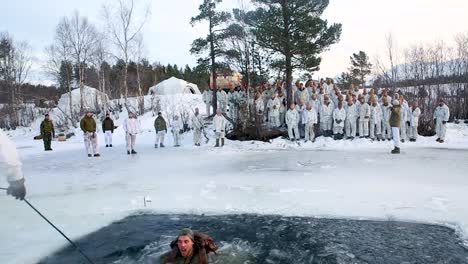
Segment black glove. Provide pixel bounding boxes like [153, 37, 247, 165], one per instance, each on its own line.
[443, 121, 447, 124]
[7, 179, 26, 200]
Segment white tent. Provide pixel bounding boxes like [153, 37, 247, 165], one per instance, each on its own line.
[148, 77, 201, 96]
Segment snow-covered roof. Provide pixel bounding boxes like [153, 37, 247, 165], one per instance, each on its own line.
[148, 77, 201, 96]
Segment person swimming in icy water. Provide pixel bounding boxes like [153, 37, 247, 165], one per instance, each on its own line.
[159, 228, 218, 264]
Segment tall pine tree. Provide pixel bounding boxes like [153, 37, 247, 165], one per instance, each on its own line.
[251, 0, 341, 106]
[190, 0, 231, 113]
[349, 51, 372, 86]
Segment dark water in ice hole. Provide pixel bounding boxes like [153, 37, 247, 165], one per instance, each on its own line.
[39, 214, 468, 264]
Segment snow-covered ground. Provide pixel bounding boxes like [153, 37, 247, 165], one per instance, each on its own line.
[1, 113, 468, 263]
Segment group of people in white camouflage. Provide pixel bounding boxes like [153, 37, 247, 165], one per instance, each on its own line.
[202, 79, 451, 148]
[31, 79, 451, 158]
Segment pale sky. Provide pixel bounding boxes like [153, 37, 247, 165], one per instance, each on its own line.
[2, 0, 468, 84]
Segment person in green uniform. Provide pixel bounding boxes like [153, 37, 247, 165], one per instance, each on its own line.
[40, 114, 55, 151]
[389, 99, 402, 154]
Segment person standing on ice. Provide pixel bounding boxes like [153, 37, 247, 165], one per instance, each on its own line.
[398, 95, 410, 143]
[154, 112, 167, 148]
[216, 88, 228, 113]
[286, 104, 300, 141]
[433, 99, 450, 143]
[191, 108, 204, 147]
[171, 115, 183, 147]
[358, 96, 370, 138]
[345, 99, 357, 140]
[0, 130, 26, 200]
[389, 100, 402, 154]
[80, 112, 100, 157]
[277, 90, 287, 127]
[409, 101, 421, 142]
[370, 98, 383, 141]
[302, 102, 318, 142]
[319, 96, 334, 137]
[102, 112, 114, 148]
[123, 112, 141, 155]
[202, 88, 213, 116]
[267, 93, 281, 128]
[40, 113, 55, 151]
[254, 92, 264, 123]
[333, 101, 346, 140]
[381, 98, 392, 141]
[213, 109, 227, 147]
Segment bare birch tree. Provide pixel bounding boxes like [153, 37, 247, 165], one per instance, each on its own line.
[102, 0, 150, 107]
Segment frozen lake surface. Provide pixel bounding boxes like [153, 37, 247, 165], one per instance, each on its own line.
[2, 135, 468, 263]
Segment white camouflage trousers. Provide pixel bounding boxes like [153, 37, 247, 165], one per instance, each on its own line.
[400, 122, 408, 141]
[194, 129, 202, 145]
[304, 123, 315, 141]
[288, 125, 300, 140]
[369, 120, 382, 139]
[126, 133, 136, 151]
[155, 131, 165, 145]
[359, 120, 369, 137]
[409, 125, 418, 140]
[436, 121, 447, 140]
[84, 132, 99, 155]
[345, 119, 357, 138]
[104, 131, 113, 145]
[173, 131, 181, 146]
[320, 119, 332, 132]
[269, 115, 280, 128]
[392, 127, 400, 148]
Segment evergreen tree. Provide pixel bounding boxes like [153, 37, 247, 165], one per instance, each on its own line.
[250, 0, 342, 106]
[349, 51, 372, 86]
[190, 0, 231, 112]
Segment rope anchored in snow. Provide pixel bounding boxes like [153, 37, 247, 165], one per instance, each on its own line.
[1, 187, 96, 264]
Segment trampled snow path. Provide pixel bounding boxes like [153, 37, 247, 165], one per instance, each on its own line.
[2, 122, 468, 263]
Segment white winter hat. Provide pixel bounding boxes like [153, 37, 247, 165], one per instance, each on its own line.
[393, 100, 400, 106]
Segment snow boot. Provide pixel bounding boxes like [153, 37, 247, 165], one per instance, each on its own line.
[401, 139, 405, 143]
[221, 138, 225, 147]
[154, 144, 158, 148]
[110, 144, 113, 147]
[436, 138, 441, 142]
[106, 145, 109, 148]
[94, 154, 100, 157]
[88, 154, 92, 157]
[131, 150, 137, 154]
[391, 147, 400, 154]
[160, 143, 165, 148]
[215, 139, 220, 147]
[127, 151, 131, 155]
[439, 140, 445, 143]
